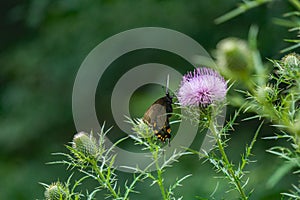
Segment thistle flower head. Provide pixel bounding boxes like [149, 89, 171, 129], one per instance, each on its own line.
[256, 84, 276, 104]
[132, 118, 154, 139]
[177, 67, 227, 107]
[72, 132, 98, 158]
[277, 53, 300, 82]
[44, 182, 69, 200]
[215, 37, 253, 82]
[282, 53, 300, 68]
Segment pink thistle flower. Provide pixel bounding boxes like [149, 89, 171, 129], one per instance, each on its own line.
[177, 67, 227, 107]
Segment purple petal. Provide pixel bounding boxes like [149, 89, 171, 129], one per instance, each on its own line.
[178, 67, 227, 106]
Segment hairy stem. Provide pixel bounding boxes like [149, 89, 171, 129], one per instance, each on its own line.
[156, 164, 167, 199]
[90, 159, 119, 199]
[149, 140, 168, 200]
[211, 123, 248, 200]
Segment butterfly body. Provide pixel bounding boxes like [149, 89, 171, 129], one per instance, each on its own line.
[143, 92, 173, 142]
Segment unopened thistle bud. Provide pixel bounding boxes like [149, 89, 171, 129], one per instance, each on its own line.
[44, 182, 68, 200]
[256, 85, 275, 104]
[73, 132, 98, 158]
[277, 53, 300, 83]
[282, 53, 300, 68]
[215, 37, 253, 81]
[133, 118, 154, 139]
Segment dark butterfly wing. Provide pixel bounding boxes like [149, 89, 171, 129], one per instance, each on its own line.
[143, 94, 173, 142]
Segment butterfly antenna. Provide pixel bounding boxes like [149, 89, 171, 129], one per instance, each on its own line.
[166, 74, 169, 95]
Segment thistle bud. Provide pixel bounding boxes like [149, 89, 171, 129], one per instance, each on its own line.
[277, 53, 300, 82]
[256, 85, 275, 104]
[72, 132, 98, 158]
[282, 53, 300, 68]
[215, 37, 253, 81]
[132, 118, 154, 139]
[44, 182, 68, 200]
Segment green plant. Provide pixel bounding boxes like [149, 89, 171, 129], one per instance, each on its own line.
[214, 1, 300, 198]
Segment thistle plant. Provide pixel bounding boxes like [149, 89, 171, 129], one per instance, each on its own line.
[41, 125, 128, 199]
[126, 117, 192, 200]
[245, 53, 300, 199]
[214, 30, 300, 199]
[214, 0, 300, 197]
[41, 49, 299, 200]
[176, 67, 261, 200]
[41, 2, 300, 198]
[41, 66, 262, 199]
[41, 118, 193, 200]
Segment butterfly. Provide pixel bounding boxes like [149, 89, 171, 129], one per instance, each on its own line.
[143, 76, 173, 143]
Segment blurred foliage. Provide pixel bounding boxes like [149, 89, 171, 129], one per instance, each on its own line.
[0, 0, 297, 199]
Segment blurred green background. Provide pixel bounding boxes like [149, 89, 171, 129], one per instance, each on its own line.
[0, 0, 297, 199]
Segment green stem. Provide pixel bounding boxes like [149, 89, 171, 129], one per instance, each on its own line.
[150, 142, 168, 200]
[91, 159, 119, 199]
[156, 165, 167, 200]
[211, 123, 248, 200]
[123, 172, 145, 199]
[214, 0, 272, 24]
